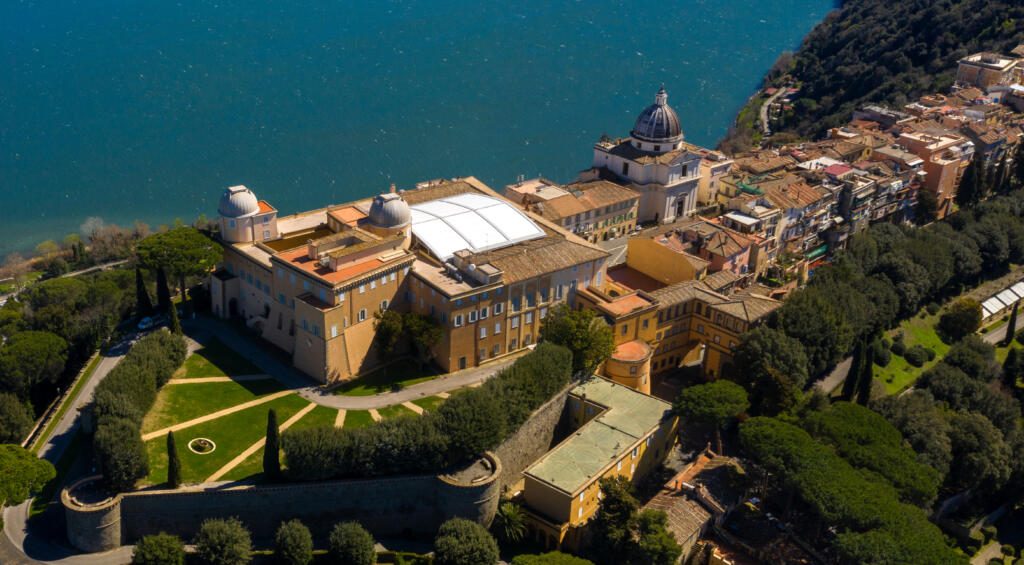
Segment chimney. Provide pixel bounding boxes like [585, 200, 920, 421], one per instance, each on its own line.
[390, 183, 397, 194]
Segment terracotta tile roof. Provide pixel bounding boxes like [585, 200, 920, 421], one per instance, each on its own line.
[257, 201, 276, 214]
[464, 231, 608, 284]
[649, 280, 780, 323]
[401, 180, 476, 204]
[327, 206, 367, 225]
[762, 182, 827, 210]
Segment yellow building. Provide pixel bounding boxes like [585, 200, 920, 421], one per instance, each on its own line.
[575, 283, 658, 394]
[504, 178, 640, 242]
[522, 377, 679, 550]
[210, 177, 610, 383]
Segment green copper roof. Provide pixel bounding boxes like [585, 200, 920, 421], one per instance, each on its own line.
[523, 377, 673, 495]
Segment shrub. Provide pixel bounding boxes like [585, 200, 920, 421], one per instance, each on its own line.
[282, 343, 572, 480]
[904, 345, 929, 367]
[891, 339, 907, 356]
[511, 552, 594, 565]
[1003, 545, 1017, 557]
[329, 522, 375, 565]
[871, 340, 891, 368]
[967, 530, 984, 553]
[982, 525, 998, 542]
[939, 299, 983, 342]
[926, 302, 941, 315]
[274, 520, 313, 565]
[924, 347, 937, 361]
[91, 330, 185, 491]
[433, 518, 499, 565]
[132, 533, 185, 565]
[0, 393, 34, 444]
[193, 517, 252, 565]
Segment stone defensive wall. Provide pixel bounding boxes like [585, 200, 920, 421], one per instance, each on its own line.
[63, 384, 574, 553]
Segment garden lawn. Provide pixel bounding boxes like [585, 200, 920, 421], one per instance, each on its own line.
[411, 395, 446, 413]
[332, 359, 440, 396]
[176, 338, 262, 378]
[875, 310, 951, 395]
[142, 393, 309, 486]
[378, 404, 417, 420]
[221, 404, 338, 482]
[343, 410, 375, 429]
[141, 378, 284, 435]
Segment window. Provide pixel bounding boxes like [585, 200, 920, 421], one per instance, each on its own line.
[370, 280, 376, 290]
[494, 322, 501, 334]
[338, 291, 345, 302]
[301, 319, 308, 331]
[381, 299, 389, 310]
[524, 334, 532, 345]
[312, 325, 320, 337]
[319, 288, 327, 302]
[646, 436, 652, 447]
[621, 324, 628, 336]
[229, 219, 236, 228]
[263, 230, 271, 239]
[632, 446, 639, 458]
[539, 307, 548, 320]
[526, 293, 536, 308]
[697, 324, 705, 334]
[512, 296, 521, 312]
[630, 366, 637, 375]
[479, 326, 487, 339]
[380, 275, 387, 286]
[713, 335, 720, 344]
[459, 357, 467, 370]
[454, 314, 463, 327]
[358, 309, 367, 322]
[617, 461, 622, 472]
[469, 311, 478, 323]
[510, 338, 518, 350]
[555, 284, 564, 300]
[331, 325, 338, 338]
[653, 145, 660, 152]
[289, 273, 296, 284]
[492, 344, 500, 356]
[525, 312, 533, 324]
[642, 319, 649, 330]
[493, 303, 503, 315]
[622, 162, 629, 175]
[278, 293, 286, 305]
[359, 284, 366, 294]
[510, 316, 519, 329]
[390, 272, 396, 281]
[302, 280, 310, 291]
[579, 492, 585, 503]
[480, 307, 489, 319]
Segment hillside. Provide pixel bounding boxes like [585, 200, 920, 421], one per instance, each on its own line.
[751, 0, 1024, 140]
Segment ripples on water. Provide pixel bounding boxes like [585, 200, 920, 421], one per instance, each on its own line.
[0, 0, 832, 255]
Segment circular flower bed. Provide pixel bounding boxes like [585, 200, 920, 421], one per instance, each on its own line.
[188, 438, 216, 455]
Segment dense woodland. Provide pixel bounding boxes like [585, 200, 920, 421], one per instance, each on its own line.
[776, 0, 1024, 138]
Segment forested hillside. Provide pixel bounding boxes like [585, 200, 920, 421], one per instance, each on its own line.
[777, 0, 1024, 137]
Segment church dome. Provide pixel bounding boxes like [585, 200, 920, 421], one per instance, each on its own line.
[368, 191, 411, 229]
[631, 86, 683, 144]
[218, 185, 260, 218]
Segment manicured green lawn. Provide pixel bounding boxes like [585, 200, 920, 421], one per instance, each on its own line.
[411, 395, 446, 413]
[221, 404, 337, 482]
[378, 404, 417, 420]
[343, 410, 375, 429]
[875, 311, 951, 395]
[177, 338, 262, 378]
[997, 340, 1023, 365]
[141, 378, 284, 434]
[142, 393, 308, 486]
[332, 359, 440, 396]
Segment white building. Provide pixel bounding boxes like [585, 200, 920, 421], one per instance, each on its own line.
[584, 87, 703, 224]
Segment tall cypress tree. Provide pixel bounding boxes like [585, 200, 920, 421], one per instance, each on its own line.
[135, 267, 154, 317]
[167, 431, 181, 489]
[841, 340, 864, 401]
[263, 409, 281, 480]
[856, 343, 876, 406]
[955, 161, 983, 209]
[156, 267, 172, 312]
[169, 302, 183, 335]
[1005, 301, 1020, 347]
[991, 154, 1009, 194]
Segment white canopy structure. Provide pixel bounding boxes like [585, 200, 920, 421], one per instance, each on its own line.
[409, 193, 545, 261]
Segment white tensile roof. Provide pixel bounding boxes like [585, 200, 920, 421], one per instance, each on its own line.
[996, 289, 1019, 307]
[409, 193, 545, 261]
[982, 297, 1004, 319]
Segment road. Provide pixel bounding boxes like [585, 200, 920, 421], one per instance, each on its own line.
[59, 259, 130, 279]
[597, 234, 630, 267]
[2, 335, 138, 565]
[759, 86, 788, 136]
[814, 356, 852, 394]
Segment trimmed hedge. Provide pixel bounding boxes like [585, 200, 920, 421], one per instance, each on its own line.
[92, 330, 186, 491]
[283, 343, 572, 480]
[904, 345, 929, 368]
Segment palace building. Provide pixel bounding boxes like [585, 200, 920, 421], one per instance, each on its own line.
[210, 177, 609, 383]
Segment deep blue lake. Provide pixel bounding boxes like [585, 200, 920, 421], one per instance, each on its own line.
[0, 0, 833, 256]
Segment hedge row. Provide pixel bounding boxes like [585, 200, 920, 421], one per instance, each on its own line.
[283, 343, 572, 480]
[93, 330, 186, 491]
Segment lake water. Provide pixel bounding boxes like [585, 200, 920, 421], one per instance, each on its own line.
[0, 0, 832, 256]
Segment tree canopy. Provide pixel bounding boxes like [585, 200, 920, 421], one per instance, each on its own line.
[674, 380, 749, 453]
[433, 518, 500, 565]
[539, 304, 614, 374]
[0, 444, 56, 506]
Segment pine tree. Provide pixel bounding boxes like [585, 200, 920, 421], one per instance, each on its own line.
[263, 409, 281, 480]
[1004, 301, 1019, 347]
[156, 267, 172, 312]
[856, 342, 876, 406]
[841, 340, 864, 401]
[135, 267, 155, 317]
[167, 431, 181, 488]
[955, 161, 983, 209]
[168, 302, 182, 335]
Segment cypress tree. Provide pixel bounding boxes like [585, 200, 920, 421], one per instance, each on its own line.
[992, 154, 1009, 194]
[169, 302, 182, 335]
[263, 409, 281, 480]
[856, 342, 876, 406]
[841, 340, 864, 401]
[1004, 301, 1019, 347]
[156, 267, 172, 312]
[1004, 348, 1022, 390]
[167, 431, 181, 488]
[135, 267, 155, 317]
[955, 161, 983, 209]
[1014, 149, 1024, 189]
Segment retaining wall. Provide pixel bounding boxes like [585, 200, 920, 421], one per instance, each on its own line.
[492, 384, 573, 494]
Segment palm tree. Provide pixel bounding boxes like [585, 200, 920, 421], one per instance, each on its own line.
[493, 502, 527, 544]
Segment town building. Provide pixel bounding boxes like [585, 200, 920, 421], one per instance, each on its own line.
[522, 377, 679, 550]
[956, 52, 1021, 89]
[504, 178, 640, 242]
[897, 130, 975, 218]
[210, 177, 609, 383]
[582, 87, 721, 224]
